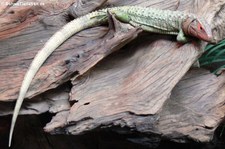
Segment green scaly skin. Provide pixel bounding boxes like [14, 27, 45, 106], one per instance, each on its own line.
[9, 6, 213, 147]
[110, 6, 194, 42]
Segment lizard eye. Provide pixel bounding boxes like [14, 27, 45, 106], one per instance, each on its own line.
[191, 19, 196, 23]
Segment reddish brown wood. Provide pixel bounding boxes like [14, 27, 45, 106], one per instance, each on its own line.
[0, 0, 225, 147]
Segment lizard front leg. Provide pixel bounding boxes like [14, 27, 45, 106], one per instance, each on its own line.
[177, 29, 190, 43]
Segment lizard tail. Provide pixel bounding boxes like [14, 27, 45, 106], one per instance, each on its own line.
[9, 10, 107, 147]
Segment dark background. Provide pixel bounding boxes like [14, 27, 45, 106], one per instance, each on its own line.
[1, 113, 224, 149]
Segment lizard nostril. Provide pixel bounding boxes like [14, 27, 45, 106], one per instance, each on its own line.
[8, 10, 15, 14]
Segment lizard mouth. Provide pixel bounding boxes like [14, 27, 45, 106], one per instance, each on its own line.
[195, 30, 216, 44]
[196, 31, 213, 43]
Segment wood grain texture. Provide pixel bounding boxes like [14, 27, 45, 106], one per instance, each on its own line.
[157, 69, 225, 142]
[0, 0, 108, 101]
[0, 0, 222, 101]
[1, 0, 225, 145]
[68, 37, 199, 119]
[59, 0, 225, 143]
[0, 85, 70, 116]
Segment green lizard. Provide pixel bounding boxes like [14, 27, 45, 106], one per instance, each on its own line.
[9, 6, 214, 147]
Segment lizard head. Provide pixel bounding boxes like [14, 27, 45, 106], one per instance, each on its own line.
[182, 17, 215, 43]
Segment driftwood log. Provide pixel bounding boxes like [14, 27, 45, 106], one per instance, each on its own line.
[1, 0, 225, 148]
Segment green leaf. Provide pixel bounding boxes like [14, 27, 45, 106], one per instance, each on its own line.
[204, 39, 225, 57]
[200, 57, 225, 66]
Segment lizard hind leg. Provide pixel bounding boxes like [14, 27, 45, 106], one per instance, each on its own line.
[106, 9, 130, 32]
[110, 9, 131, 23]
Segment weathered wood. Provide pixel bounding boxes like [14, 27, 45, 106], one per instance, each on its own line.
[0, 0, 77, 101]
[157, 69, 225, 142]
[0, 0, 142, 102]
[0, 85, 70, 116]
[1, 0, 225, 147]
[55, 0, 224, 143]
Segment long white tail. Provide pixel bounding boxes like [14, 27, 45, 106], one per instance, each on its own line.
[9, 11, 107, 147]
